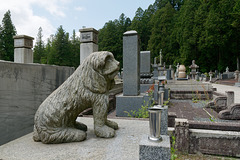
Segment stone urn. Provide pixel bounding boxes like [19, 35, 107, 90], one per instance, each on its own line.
[178, 65, 186, 78]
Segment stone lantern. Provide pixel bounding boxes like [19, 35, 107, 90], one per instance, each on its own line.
[189, 60, 199, 79]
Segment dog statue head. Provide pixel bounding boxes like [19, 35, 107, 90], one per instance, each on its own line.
[80, 51, 120, 93]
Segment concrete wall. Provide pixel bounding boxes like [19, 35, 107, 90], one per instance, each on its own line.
[0, 61, 75, 145]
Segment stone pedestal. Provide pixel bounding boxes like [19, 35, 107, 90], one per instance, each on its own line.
[79, 28, 98, 64]
[139, 135, 171, 160]
[13, 35, 34, 63]
[140, 51, 151, 74]
[226, 91, 234, 107]
[174, 118, 189, 154]
[116, 93, 144, 117]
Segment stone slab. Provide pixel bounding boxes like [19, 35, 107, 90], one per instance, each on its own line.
[14, 48, 33, 63]
[116, 93, 144, 117]
[139, 135, 171, 160]
[0, 117, 149, 160]
[123, 31, 140, 96]
[140, 84, 153, 93]
[80, 43, 98, 64]
[140, 51, 151, 74]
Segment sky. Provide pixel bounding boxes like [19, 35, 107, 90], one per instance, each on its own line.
[0, 0, 155, 43]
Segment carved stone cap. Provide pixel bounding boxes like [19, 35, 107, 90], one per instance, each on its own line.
[79, 28, 98, 34]
[13, 35, 34, 40]
[13, 35, 34, 48]
[123, 30, 138, 36]
[79, 28, 98, 43]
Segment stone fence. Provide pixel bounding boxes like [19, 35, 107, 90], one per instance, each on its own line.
[170, 118, 240, 158]
[0, 61, 75, 145]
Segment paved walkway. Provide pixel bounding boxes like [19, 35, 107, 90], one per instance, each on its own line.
[212, 83, 240, 103]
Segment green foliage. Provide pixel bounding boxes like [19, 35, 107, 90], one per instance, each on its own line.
[34, 27, 45, 63]
[0, 10, 17, 61]
[98, 13, 131, 69]
[171, 136, 177, 160]
[33, 26, 80, 68]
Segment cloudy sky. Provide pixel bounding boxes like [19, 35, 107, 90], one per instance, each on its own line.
[0, 0, 155, 43]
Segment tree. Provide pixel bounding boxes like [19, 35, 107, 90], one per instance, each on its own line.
[0, 10, 17, 61]
[175, 0, 201, 66]
[33, 27, 45, 63]
[148, 2, 176, 63]
[98, 13, 131, 68]
[70, 29, 80, 68]
[48, 25, 71, 66]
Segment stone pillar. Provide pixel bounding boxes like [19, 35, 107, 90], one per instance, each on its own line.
[140, 51, 151, 74]
[123, 30, 140, 96]
[174, 118, 189, 154]
[226, 91, 234, 106]
[13, 35, 34, 63]
[79, 28, 98, 64]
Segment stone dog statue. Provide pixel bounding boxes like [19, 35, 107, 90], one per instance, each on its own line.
[33, 51, 120, 144]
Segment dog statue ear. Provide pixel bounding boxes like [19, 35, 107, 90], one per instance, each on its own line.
[83, 67, 107, 94]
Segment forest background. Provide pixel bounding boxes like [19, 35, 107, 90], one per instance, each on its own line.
[1, 0, 240, 73]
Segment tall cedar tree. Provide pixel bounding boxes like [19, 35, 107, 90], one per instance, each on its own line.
[34, 27, 45, 63]
[0, 10, 17, 61]
[148, 2, 176, 64]
[48, 25, 71, 66]
[98, 13, 131, 68]
[70, 29, 80, 68]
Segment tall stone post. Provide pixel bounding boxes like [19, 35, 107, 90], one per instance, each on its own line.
[79, 28, 98, 64]
[123, 30, 140, 96]
[226, 91, 234, 106]
[116, 30, 145, 117]
[174, 118, 189, 154]
[13, 35, 34, 63]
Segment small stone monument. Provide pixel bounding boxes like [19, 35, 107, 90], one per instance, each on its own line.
[159, 49, 163, 66]
[226, 66, 229, 73]
[178, 65, 187, 79]
[175, 63, 180, 78]
[116, 30, 147, 117]
[13, 35, 34, 63]
[79, 28, 98, 64]
[209, 70, 213, 82]
[235, 70, 240, 87]
[189, 60, 199, 79]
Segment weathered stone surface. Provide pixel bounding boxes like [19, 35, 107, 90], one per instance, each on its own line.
[139, 135, 171, 160]
[116, 93, 144, 117]
[189, 129, 240, 157]
[80, 42, 98, 64]
[218, 103, 240, 120]
[0, 118, 150, 160]
[13, 35, 34, 48]
[34, 51, 120, 144]
[226, 91, 234, 107]
[123, 30, 140, 96]
[140, 51, 151, 74]
[206, 96, 227, 112]
[14, 48, 33, 63]
[174, 118, 189, 153]
[79, 28, 98, 43]
[13, 35, 34, 63]
[0, 61, 74, 145]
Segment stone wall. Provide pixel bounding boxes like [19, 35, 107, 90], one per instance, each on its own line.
[0, 61, 75, 145]
[172, 119, 240, 158]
